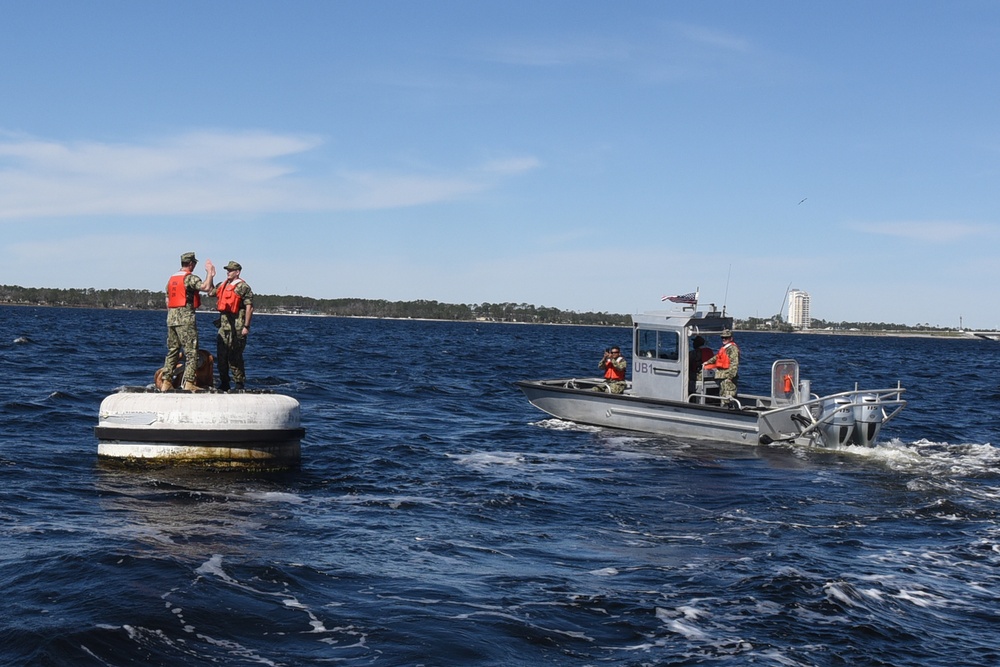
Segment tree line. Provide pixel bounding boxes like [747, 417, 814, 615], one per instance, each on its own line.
[0, 285, 631, 326]
[738, 314, 959, 334]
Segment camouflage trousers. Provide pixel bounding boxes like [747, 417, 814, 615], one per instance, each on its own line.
[593, 380, 626, 395]
[716, 371, 739, 399]
[162, 322, 199, 384]
[216, 323, 247, 386]
[719, 378, 738, 399]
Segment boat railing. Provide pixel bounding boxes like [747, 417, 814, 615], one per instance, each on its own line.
[765, 385, 906, 416]
[555, 377, 633, 393]
[687, 391, 745, 410]
[759, 384, 907, 443]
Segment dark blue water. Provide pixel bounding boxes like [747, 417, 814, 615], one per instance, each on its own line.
[2, 305, 999, 666]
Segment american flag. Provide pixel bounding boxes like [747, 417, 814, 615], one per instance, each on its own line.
[661, 291, 698, 305]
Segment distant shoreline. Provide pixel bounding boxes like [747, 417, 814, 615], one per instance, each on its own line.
[781, 328, 975, 340]
[263, 312, 987, 339]
[2, 302, 994, 339]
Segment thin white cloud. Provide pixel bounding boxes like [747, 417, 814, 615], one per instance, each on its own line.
[483, 36, 631, 67]
[482, 23, 751, 70]
[0, 131, 539, 219]
[479, 22, 767, 86]
[479, 156, 542, 175]
[636, 21, 775, 84]
[850, 220, 993, 243]
[328, 171, 487, 209]
[670, 23, 752, 53]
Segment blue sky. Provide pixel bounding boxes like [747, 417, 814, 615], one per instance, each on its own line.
[2, 1, 998, 328]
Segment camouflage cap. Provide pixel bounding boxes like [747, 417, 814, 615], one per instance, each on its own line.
[223, 261, 242, 271]
[180, 251, 197, 264]
[721, 329, 733, 338]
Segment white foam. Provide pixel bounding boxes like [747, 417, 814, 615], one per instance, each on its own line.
[194, 554, 237, 585]
[449, 451, 527, 466]
[283, 597, 328, 633]
[194, 633, 279, 667]
[823, 582, 857, 607]
[676, 605, 707, 620]
[893, 588, 948, 608]
[333, 493, 443, 509]
[448, 610, 593, 641]
[860, 587, 886, 602]
[245, 491, 306, 504]
[665, 618, 709, 640]
[446, 450, 586, 473]
[189, 555, 360, 644]
[814, 438, 1000, 490]
[531, 418, 602, 432]
[588, 567, 619, 576]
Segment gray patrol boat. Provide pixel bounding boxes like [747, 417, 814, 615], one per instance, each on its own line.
[516, 306, 906, 447]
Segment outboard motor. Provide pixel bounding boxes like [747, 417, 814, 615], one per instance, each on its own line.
[818, 396, 855, 447]
[850, 394, 883, 447]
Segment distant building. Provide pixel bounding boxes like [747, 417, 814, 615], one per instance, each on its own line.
[788, 289, 811, 329]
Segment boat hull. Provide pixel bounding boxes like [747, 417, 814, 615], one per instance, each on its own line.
[517, 379, 761, 444]
[95, 388, 304, 470]
[517, 377, 906, 448]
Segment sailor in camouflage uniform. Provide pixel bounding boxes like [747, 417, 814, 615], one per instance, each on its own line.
[703, 329, 740, 401]
[209, 261, 254, 391]
[597, 346, 628, 394]
[159, 252, 215, 392]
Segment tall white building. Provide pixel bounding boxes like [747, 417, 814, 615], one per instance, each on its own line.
[788, 289, 811, 329]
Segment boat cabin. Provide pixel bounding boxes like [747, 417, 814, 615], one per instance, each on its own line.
[630, 307, 732, 403]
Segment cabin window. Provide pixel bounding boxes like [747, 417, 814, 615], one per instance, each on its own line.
[637, 329, 657, 358]
[635, 329, 679, 361]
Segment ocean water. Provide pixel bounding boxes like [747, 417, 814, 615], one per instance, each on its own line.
[2, 305, 999, 666]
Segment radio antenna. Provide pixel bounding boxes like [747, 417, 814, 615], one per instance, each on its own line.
[722, 265, 731, 316]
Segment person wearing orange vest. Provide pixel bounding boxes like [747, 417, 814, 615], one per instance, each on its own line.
[159, 252, 215, 392]
[703, 329, 740, 401]
[597, 345, 627, 394]
[209, 260, 254, 392]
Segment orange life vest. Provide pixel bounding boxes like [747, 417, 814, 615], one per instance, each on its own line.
[705, 342, 737, 370]
[166, 269, 199, 309]
[604, 356, 626, 381]
[215, 278, 245, 314]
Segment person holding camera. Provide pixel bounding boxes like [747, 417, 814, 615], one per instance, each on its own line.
[597, 346, 627, 394]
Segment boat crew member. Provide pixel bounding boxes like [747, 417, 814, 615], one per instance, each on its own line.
[597, 346, 627, 394]
[209, 260, 254, 392]
[689, 335, 714, 396]
[703, 329, 740, 402]
[159, 252, 216, 392]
